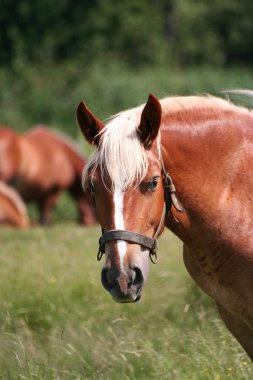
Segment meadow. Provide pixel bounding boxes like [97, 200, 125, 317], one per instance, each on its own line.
[0, 224, 252, 379]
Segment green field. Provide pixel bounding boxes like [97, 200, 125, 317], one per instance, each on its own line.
[0, 225, 252, 379]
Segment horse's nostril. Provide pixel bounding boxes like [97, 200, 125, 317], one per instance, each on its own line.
[101, 267, 111, 290]
[101, 266, 144, 294]
[101, 267, 118, 289]
[132, 266, 144, 287]
[127, 269, 136, 286]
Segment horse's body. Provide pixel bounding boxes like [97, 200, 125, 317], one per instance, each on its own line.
[0, 181, 29, 228]
[0, 125, 96, 225]
[77, 93, 253, 360]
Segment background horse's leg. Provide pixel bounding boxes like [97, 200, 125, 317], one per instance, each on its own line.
[216, 303, 253, 361]
[76, 196, 97, 225]
[38, 190, 62, 225]
[68, 184, 96, 225]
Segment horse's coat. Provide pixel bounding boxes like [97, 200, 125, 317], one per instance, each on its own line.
[77, 93, 253, 359]
[0, 181, 29, 228]
[0, 125, 96, 225]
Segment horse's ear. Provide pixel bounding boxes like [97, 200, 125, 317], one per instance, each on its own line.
[138, 94, 162, 149]
[77, 101, 105, 145]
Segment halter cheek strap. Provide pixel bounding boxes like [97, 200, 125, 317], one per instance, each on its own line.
[163, 172, 185, 214]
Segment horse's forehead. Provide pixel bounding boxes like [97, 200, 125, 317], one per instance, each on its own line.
[94, 153, 159, 188]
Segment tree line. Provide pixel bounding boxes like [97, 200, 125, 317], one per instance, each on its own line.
[1, 0, 253, 69]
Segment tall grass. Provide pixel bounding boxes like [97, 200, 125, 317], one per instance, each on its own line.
[0, 226, 252, 379]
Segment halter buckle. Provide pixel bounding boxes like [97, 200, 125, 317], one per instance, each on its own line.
[163, 172, 185, 213]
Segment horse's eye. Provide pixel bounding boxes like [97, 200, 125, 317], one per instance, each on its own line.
[147, 176, 159, 191]
[88, 177, 95, 195]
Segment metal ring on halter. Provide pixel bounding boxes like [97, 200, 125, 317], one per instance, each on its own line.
[149, 251, 158, 264]
[97, 248, 104, 261]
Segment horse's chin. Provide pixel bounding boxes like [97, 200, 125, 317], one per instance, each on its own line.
[111, 288, 142, 303]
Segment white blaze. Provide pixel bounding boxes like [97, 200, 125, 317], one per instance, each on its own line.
[113, 185, 126, 271]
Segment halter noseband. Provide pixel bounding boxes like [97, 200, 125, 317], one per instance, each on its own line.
[98, 229, 160, 264]
[97, 165, 184, 264]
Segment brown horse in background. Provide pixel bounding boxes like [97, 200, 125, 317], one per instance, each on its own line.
[0, 125, 96, 225]
[77, 92, 253, 360]
[0, 181, 29, 228]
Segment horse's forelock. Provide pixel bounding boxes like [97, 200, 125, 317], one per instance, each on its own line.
[83, 108, 150, 190]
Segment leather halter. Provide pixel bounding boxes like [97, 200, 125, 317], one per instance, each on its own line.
[97, 163, 184, 264]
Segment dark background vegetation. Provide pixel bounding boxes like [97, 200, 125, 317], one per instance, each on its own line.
[1, 0, 253, 137]
[2, 0, 253, 68]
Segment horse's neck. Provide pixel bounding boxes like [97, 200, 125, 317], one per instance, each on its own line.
[162, 108, 253, 196]
[162, 109, 253, 252]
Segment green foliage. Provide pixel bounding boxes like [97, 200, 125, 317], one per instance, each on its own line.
[1, 63, 253, 138]
[1, 0, 169, 68]
[1, 0, 253, 69]
[173, 0, 253, 65]
[0, 227, 252, 378]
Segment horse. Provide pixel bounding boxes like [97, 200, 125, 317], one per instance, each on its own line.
[76, 92, 253, 360]
[0, 181, 29, 228]
[0, 125, 96, 225]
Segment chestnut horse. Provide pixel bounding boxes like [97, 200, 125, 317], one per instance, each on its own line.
[0, 125, 96, 225]
[77, 93, 253, 360]
[0, 181, 29, 228]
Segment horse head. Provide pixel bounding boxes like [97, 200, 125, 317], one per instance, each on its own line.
[77, 95, 167, 302]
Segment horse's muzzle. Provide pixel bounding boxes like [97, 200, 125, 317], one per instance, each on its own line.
[101, 266, 144, 303]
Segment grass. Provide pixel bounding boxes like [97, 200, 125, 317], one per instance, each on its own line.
[0, 225, 252, 379]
